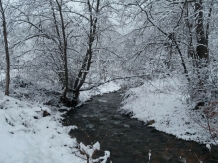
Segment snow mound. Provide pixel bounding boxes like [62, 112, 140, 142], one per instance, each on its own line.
[0, 92, 84, 163]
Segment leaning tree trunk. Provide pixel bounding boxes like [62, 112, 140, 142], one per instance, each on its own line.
[71, 0, 100, 106]
[0, 0, 10, 95]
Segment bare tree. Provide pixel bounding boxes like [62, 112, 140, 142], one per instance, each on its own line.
[13, 0, 119, 106]
[13, 0, 77, 100]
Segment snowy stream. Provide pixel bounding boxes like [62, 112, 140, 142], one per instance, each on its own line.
[64, 91, 218, 163]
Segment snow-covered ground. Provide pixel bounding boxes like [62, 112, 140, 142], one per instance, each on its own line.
[2, 73, 217, 162]
[121, 76, 218, 145]
[0, 80, 120, 163]
[0, 92, 83, 163]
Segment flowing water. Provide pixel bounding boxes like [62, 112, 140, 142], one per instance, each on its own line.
[63, 91, 218, 163]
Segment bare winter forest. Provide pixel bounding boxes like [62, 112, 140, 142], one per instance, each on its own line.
[0, 0, 218, 163]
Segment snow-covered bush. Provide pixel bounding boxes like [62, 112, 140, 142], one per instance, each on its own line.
[0, 76, 63, 109]
[186, 63, 215, 105]
[76, 142, 110, 163]
[182, 60, 218, 144]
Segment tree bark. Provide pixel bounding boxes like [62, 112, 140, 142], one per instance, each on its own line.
[195, 0, 209, 62]
[55, 0, 69, 100]
[0, 0, 10, 95]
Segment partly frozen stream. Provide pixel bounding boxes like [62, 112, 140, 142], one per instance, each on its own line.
[64, 91, 218, 163]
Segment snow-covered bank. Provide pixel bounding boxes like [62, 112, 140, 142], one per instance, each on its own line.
[0, 92, 84, 163]
[121, 77, 218, 145]
[0, 80, 121, 163]
[79, 81, 121, 105]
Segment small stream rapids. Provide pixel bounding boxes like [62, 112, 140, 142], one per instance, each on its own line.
[63, 91, 218, 163]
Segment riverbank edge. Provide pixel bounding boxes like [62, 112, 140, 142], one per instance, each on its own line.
[120, 77, 218, 146]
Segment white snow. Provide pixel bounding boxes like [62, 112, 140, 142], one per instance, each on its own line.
[206, 144, 211, 152]
[121, 76, 218, 145]
[0, 92, 84, 163]
[79, 141, 100, 158]
[93, 151, 110, 163]
[148, 149, 151, 162]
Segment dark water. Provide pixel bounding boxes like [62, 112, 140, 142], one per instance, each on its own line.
[63, 91, 218, 163]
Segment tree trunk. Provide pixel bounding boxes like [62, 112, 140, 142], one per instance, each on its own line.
[56, 0, 69, 100]
[71, 0, 100, 105]
[195, 0, 209, 62]
[0, 0, 10, 95]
